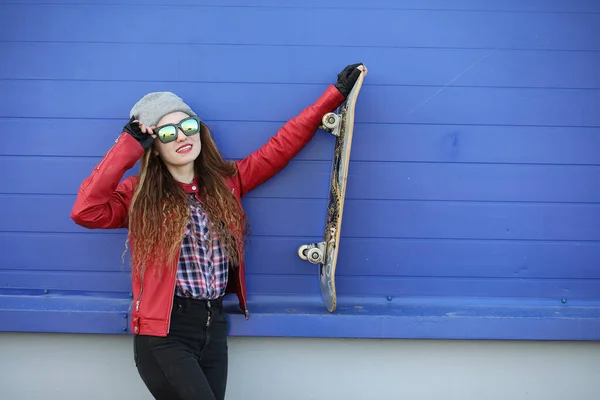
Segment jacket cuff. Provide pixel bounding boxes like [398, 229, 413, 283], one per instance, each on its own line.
[316, 84, 346, 113]
[116, 131, 146, 160]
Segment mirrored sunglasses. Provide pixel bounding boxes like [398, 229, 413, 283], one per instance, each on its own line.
[154, 117, 201, 143]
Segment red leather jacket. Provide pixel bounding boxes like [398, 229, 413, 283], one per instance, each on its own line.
[70, 84, 344, 337]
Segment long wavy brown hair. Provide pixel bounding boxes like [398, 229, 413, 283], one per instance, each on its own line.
[126, 121, 248, 278]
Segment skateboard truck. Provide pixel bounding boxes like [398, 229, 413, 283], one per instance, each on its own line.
[319, 112, 342, 137]
[298, 242, 327, 264]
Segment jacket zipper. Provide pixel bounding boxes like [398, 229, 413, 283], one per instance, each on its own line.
[135, 275, 144, 313]
[240, 265, 249, 319]
[165, 254, 179, 334]
[135, 260, 178, 335]
[134, 273, 144, 334]
[232, 187, 249, 319]
[237, 232, 249, 319]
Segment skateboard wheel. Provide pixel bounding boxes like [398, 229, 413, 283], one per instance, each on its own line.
[306, 248, 323, 264]
[298, 245, 309, 260]
[322, 113, 339, 129]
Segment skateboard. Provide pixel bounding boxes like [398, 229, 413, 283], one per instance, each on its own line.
[297, 65, 367, 312]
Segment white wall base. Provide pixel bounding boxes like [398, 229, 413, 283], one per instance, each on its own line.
[1, 333, 598, 400]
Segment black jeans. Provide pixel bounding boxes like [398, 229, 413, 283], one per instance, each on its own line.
[133, 295, 229, 400]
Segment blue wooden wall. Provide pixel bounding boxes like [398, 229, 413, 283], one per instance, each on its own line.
[1, 0, 599, 339]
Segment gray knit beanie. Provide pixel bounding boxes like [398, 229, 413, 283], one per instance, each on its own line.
[129, 92, 197, 127]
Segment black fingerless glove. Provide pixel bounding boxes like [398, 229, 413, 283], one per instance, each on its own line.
[334, 63, 363, 98]
[123, 116, 154, 150]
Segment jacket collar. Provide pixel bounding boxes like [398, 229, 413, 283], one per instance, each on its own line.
[178, 178, 198, 194]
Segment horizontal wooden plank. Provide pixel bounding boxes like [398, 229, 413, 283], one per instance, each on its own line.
[4, 234, 597, 280]
[1, 270, 598, 301]
[243, 199, 600, 241]
[4, 157, 600, 203]
[358, 85, 600, 127]
[0, 271, 131, 293]
[2, 271, 598, 302]
[246, 238, 600, 280]
[4, 42, 600, 89]
[2, 5, 598, 50]
[337, 162, 600, 203]
[2, 81, 599, 127]
[2, 118, 599, 166]
[0, 233, 129, 272]
[2, 0, 599, 13]
[244, 275, 600, 300]
[0, 195, 127, 234]
[3, 233, 598, 280]
[2, 195, 599, 241]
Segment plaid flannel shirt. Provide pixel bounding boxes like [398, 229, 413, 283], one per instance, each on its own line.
[175, 194, 229, 300]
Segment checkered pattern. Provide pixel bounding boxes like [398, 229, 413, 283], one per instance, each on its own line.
[175, 194, 229, 299]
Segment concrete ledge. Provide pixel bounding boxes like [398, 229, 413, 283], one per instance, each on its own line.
[2, 294, 599, 341]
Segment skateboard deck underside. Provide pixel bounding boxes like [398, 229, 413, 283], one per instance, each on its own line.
[319, 103, 354, 312]
[298, 68, 366, 312]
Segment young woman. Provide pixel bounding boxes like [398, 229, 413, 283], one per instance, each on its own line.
[70, 63, 364, 400]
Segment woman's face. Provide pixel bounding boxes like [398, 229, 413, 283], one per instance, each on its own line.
[153, 112, 202, 168]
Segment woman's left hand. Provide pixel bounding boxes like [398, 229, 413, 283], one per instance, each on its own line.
[334, 63, 364, 98]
